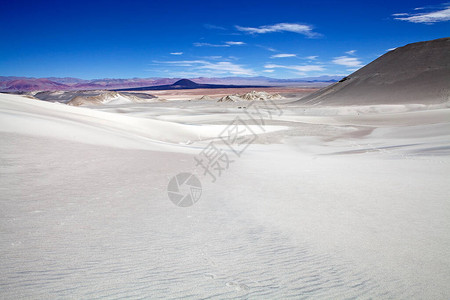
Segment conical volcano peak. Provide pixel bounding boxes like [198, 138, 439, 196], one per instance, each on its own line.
[297, 37, 450, 105]
[172, 79, 199, 87]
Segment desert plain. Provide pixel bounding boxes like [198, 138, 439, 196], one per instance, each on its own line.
[1, 81, 449, 298]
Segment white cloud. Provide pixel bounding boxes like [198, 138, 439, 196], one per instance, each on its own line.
[270, 53, 297, 58]
[194, 41, 246, 47]
[332, 56, 363, 67]
[264, 64, 325, 75]
[263, 69, 275, 73]
[197, 61, 255, 75]
[194, 42, 230, 47]
[305, 55, 318, 60]
[393, 6, 450, 23]
[170, 52, 183, 55]
[202, 56, 223, 60]
[152, 60, 203, 67]
[154, 60, 205, 65]
[256, 45, 278, 52]
[154, 60, 255, 76]
[236, 23, 319, 37]
[386, 47, 397, 51]
[204, 24, 226, 30]
[225, 41, 246, 45]
[345, 50, 356, 55]
[346, 68, 360, 72]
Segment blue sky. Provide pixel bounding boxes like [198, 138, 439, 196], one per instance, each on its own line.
[0, 0, 449, 79]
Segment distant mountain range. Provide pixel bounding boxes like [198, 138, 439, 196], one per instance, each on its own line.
[0, 75, 341, 92]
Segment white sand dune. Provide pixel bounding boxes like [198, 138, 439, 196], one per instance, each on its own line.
[1, 92, 450, 299]
[66, 91, 159, 106]
[0, 94, 285, 152]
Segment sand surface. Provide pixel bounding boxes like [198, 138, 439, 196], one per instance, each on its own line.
[1, 93, 449, 299]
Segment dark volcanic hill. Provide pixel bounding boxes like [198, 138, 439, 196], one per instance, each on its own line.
[172, 79, 200, 88]
[115, 79, 269, 91]
[297, 37, 450, 105]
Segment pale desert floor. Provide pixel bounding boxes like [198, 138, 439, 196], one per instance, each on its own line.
[1, 93, 449, 299]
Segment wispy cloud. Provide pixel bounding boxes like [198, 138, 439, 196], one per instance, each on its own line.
[194, 42, 230, 47]
[202, 56, 223, 60]
[152, 60, 205, 67]
[346, 68, 360, 72]
[332, 56, 363, 68]
[194, 41, 246, 47]
[197, 61, 255, 75]
[345, 50, 356, 55]
[393, 4, 450, 23]
[305, 55, 318, 60]
[170, 52, 183, 55]
[204, 24, 226, 30]
[270, 53, 297, 58]
[236, 23, 319, 37]
[225, 41, 246, 45]
[256, 45, 277, 52]
[154, 60, 255, 76]
[264, 64, 325, 75]
[386, 47, 397, 52]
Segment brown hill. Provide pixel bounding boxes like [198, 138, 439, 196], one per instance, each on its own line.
[297, 38, 450, 105]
